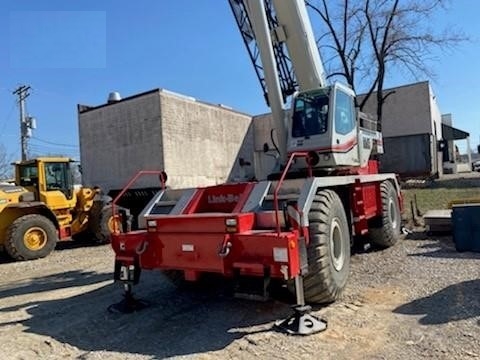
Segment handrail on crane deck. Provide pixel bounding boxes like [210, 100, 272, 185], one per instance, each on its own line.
[273, 152, 313, 235]
[111, 170, 167, 233]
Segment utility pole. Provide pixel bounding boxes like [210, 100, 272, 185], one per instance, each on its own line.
[13, 85, 35, 161]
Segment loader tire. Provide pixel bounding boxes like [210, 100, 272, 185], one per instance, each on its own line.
[302, 189, 350, 304]
[5, 214, 58, 261]
[369, 181, 401, 248]
[91, 205, 122, 244]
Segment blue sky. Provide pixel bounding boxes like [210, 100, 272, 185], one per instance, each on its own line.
[0, 0, 479, 161]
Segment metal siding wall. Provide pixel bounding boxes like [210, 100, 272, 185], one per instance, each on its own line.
[379, 134, 433, 177]
[358, 82, 433, 137]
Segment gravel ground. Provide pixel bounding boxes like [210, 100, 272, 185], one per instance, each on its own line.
[0, 231, 479, 360]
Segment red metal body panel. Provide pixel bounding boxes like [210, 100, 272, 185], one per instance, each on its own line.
[232, 231, 300, 278]
[350, 179, 382, 235]
[111, 230, 149, 266]
[362, 183, 380, 219]
[183, 183, 254, 214]
[153, 213, 255, 233]
[147, 232, 229, 272]
[111, 226, 301, 279]
[58, 226, 71, 240]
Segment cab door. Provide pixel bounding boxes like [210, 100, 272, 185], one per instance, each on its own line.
[331, 84, 359, 165]
[37, 161, 76, 212]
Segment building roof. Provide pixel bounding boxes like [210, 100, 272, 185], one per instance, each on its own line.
[77, 88, 250, 116]
[77, 88, 161, 114]
[442, 123, 470, 140]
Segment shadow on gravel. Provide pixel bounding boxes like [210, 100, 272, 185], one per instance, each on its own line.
[394, 279, 480, 325]
[404, 230, 431, 241]
[0, 270, 111, 301]
[405, 232, 480, 260]
[0, 270, 295, 358]
[0, 252, 14, 264]
[55, 236, 107, 251]
[0, 238, 105, 264]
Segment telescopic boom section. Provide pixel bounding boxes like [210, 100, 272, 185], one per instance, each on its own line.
[229, 0, 327, 163]
[270, 0, 327, 91]
[232, 0, 289, 162]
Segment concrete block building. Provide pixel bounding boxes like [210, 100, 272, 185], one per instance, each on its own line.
[358, 81, 443, 177]
[78, 89, 254, 192]
[359, 81, 470, 177]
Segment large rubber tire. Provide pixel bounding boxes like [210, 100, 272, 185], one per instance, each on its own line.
[90, 205, 122, 244]
[369, 181, 401, 248]
[5, 214, 58, 261]
[302, 189, 351, 304]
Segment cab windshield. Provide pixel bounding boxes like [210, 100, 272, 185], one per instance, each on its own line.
[45, 162, 70, 191]
[18, 164, 39, 187]
[292, 91, 329, 138]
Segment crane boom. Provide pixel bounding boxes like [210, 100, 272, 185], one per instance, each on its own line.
[230, 0, 328, 163]
[230, 0, 382, 175]
[233, 0, 289, 161]
[270, 0, 327, 91]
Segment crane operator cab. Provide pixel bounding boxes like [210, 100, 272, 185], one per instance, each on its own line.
[288, 82, 383, 171]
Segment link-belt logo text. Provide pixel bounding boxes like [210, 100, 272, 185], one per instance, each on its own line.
[207, 194, 239, 204]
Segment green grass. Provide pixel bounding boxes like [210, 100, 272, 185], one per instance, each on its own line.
[403, 188, 480, 214]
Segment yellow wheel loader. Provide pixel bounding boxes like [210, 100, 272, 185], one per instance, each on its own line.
[0, 157, 125, 261]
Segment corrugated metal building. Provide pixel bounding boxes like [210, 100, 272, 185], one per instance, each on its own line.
[359, 81, 471, 177]
[358, 81, 444, 177]
[78, 89, 254, 192]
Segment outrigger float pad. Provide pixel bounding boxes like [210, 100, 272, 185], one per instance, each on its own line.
[108, 293, 150, 314]
[275, 305, 327, 336]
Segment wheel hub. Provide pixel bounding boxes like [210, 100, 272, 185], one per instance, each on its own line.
[24, 227, 48, 251]
[108, 216, 122, 233]
[388, 198, 398, 230]
[330, 218, 345, 271]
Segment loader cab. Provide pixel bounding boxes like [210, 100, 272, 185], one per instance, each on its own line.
[16, 157, 76, 210]
[288, 82, 360, 169]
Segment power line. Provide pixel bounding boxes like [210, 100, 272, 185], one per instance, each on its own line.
[31, 136, 79, 148]
[29, 143, 79, 153]
[0, 100, 17, 137]
[29, 146, 79, 159]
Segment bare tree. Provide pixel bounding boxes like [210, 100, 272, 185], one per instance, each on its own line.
[307, 0, 366, 107]
[307, 0, 466, 126]
[0, 144, 13, 180]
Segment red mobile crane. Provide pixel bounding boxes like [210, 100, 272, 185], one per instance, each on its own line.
[110, 0, 402, 335]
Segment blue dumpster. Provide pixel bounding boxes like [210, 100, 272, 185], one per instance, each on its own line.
[452, 204, 480, 252]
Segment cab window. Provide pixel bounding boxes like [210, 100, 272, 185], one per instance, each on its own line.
[19, 165, 39, 187]
[292, 94, 329, 138]
[45, 162, 69, 191]
[334, 90, 355, 135]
